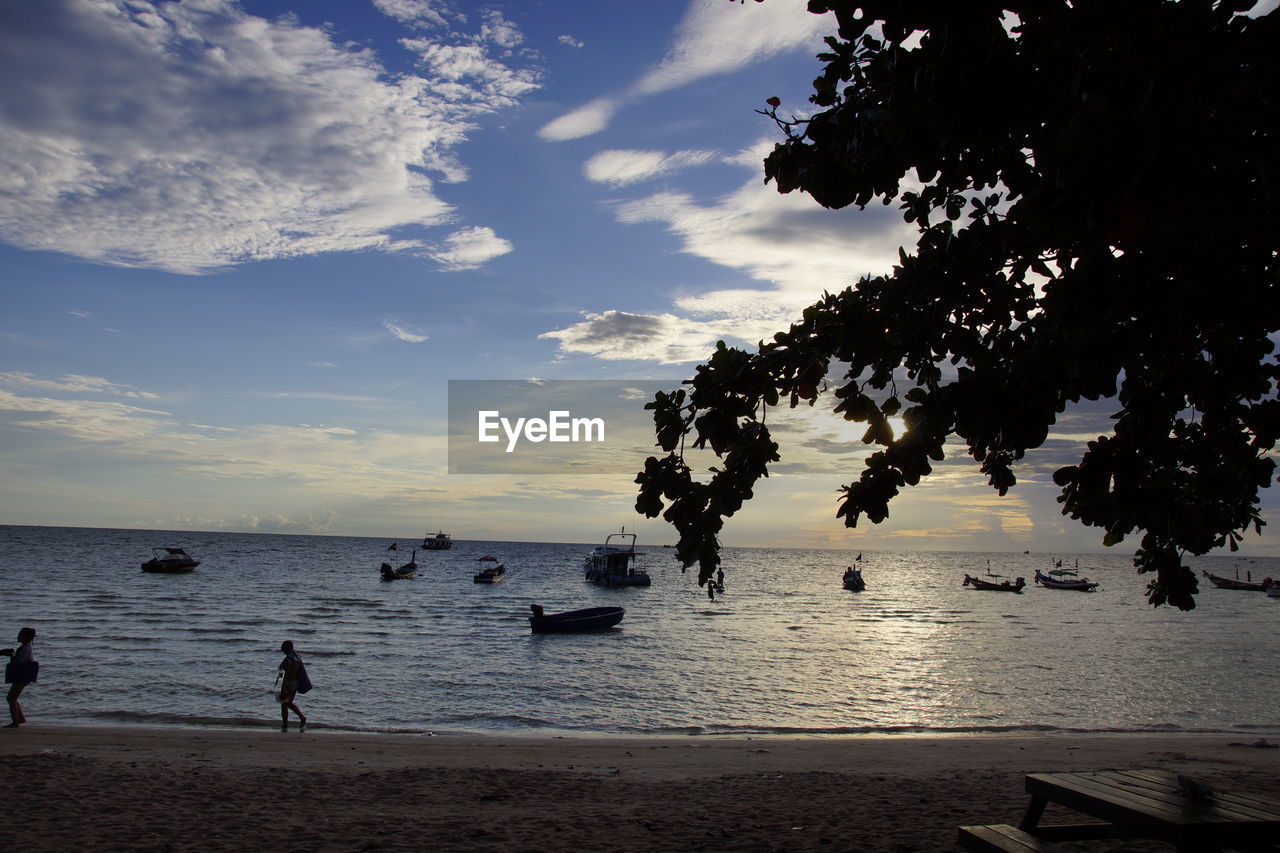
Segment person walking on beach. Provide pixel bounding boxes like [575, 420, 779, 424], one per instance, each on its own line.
[2, 627, 39, 728]
[276, 640, 307, 732]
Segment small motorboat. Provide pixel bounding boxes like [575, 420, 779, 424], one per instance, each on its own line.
[842, 566, 866, 591]
[140, 547, 200, 573]
[963, 574, 1025, 592]
[381, 550, 418, 581]
[528, 604, 625, 633]
[1034, 569, 1098, 591]
[1202, 570, 1272, 592]
[474, 555, 506, 583]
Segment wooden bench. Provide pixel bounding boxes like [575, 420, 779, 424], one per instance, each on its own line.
[958, 824, 1061, 852]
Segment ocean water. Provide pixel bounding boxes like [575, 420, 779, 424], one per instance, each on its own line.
[1, 524, 1277, 737]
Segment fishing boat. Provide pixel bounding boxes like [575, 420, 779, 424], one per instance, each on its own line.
[140, 547, 200, 573]
[528, 604, 625, 633]
[474, 555, 506, 584]
[583, 530, 650, 587]
[1034, 569, 1098, 591]
[422, 530, 453, 550]
[963, 574, 1025, 592]
[1201, 570, 1273, 592]
[842, 566, 866, 591]
[380, 550, 418, 581]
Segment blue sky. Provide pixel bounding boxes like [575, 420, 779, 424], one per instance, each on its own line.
[1, 0, 1276, 556]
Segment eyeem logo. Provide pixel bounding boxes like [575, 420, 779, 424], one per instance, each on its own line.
[478, 410, 605, 453]
[448, 380, 682, 474]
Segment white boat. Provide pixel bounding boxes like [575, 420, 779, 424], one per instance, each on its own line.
[422, 530, 453, 550]
[583, 530, 650, 587]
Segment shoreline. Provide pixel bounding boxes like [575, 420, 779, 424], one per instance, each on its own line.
[4, 727, 1279, 851]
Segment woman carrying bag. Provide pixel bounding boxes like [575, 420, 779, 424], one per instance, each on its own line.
[2, 627, 39, 728]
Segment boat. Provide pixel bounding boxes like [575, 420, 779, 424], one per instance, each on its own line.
[583, 530, 651, 587]
[422, 530, 453, 550]
[140, 547, 200, 573]
[963, 574, 1025, 592]
[528, 604, 625, 633]
[380, 550, 418, 581]
[1034, 569, 1098, 591]
[474, 555, 506, 584]
[1267, 585, 1280, 599]
[842, 566, 866, 591]
[1202, 570, 1273, 592]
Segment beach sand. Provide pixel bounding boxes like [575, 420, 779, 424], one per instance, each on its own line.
[2, 727, 1278, 851]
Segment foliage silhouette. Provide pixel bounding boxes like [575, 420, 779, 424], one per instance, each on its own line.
[638, 0, 1278, 608]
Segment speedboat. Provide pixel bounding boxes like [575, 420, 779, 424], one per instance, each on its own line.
[474, 555, 506, 583]
[422, 530, 453, 550]
[583, 530, 650, 587]
[140, 548, 200, 573]
[528, 604, 625, 633]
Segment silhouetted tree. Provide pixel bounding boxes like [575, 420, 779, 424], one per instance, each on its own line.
[638, 0, 1278, 608]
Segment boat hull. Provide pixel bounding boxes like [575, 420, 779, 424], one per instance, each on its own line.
[140, 560, 199, 573]
[1034, 570, 1098, 591]
[529, 606, 625, 633]
[1202, 571, 1270, 591]
[963, 575, 1024, 592]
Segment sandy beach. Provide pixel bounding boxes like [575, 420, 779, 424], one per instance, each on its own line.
[2, 728, 1278, 851]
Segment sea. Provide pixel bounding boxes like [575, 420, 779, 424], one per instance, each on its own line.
[1, 524, 1277, 738]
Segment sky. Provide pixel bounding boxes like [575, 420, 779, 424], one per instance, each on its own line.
[1, 0, 1276, 556]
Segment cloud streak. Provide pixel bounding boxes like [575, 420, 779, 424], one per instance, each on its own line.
[539, 0, 828, 141]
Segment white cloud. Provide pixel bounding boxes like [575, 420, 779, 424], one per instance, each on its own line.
[425, 225, 513, 270]
[542, 142, 915, 362]
[558, 35, 584, 49]
[632, 0, 830, 96]
[538, 97, 620, 142]
[539, 0, 828, 140]
[539, 310, 726, 364]
[382, 318, 429, 343]
[0, 371, 159, 399]
[0, 0, 540, 274]
[584, 149, 719, 187]
[372, 0, 453, 29]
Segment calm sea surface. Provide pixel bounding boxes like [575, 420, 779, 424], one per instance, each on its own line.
[1, 525, 1277, 737]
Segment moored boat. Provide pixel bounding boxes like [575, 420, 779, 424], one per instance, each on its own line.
[1034, 569, 1098, 591]
[474, 555, 506, 583]
[381, 550, 418, 580]
[528, 604, 625, 633]
[422, 530, 453, 550]
[842, 566, 865, 591]
[963, 574, 1025, 592]
[1202, 570, 1273, 592]
[583, 530, 650, 587]
[140, 547, 200, 573]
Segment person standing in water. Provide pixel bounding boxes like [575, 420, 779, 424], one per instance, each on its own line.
[2, 627, 39, 728]
[276, 640, 307, 732]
